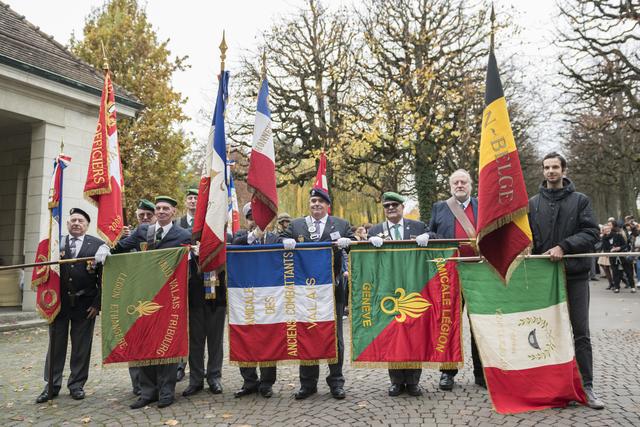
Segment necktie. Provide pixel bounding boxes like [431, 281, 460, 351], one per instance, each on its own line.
[392, 224, 401, 240]
[189, 217, 193, 227]
[69, 237, 78, 257]
[156, 227, 163, 243]
[314, 220, 321, 240]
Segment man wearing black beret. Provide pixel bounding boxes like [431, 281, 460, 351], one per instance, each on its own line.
[280, 188, 355, 400]
[36, 208, 104, 403]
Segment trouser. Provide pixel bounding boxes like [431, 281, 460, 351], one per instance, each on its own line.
[441, 298, 483, 379]
[44, 314, 95, 392]
[566, 277, 593, 387]
[299, 301, 345, 389]
[129, 367, 141, 395]
[388, 369, 421, 385]
[139, 363, 177, 402]
[187, 303, 226, 387]
[239, 366, 277, 390]
[612, 258, 635, 289]
[602, 265, 613, 287]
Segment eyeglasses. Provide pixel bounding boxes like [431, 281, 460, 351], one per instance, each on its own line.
[382, 202, 399, 209]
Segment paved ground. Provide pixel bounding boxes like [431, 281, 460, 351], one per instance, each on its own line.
[2, 279, 640, 426]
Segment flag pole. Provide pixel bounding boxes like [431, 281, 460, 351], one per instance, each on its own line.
[489, 4, 496, 51]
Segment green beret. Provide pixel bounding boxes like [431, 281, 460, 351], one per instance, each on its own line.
[137, 199, 155, 212]
[186, 188, 199, 196]
[154, 195, 178, 207]
[382, 192, 406, 204]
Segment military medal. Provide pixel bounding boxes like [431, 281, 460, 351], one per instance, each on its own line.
[308, 225, 316, 233]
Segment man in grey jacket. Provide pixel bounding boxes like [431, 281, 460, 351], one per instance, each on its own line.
[528, 152, 603, 410]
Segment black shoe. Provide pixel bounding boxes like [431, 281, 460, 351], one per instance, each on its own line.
[474, 376, 487, 389]
[234, 386, 258, 398]
[259, 386, 273, 398]
[35, 388, 59, 404]
[209, 381, 223, 394]
[157, 398, 174, 409]
[439, 372, 455, 391]
[614, 288, 620, 293]
[70, 388, 85, 400]
[132, 388, 141, 397]
[294, 387, 317, 400]
[176, 367, 185, 382]
[330, 387, 346, 399]
[182, 384, 203, 397]
[388, 384, 404, 396]
[130, 398, 155, 410]
[606, 286, 613, 290]
[406, 384, 423, 397]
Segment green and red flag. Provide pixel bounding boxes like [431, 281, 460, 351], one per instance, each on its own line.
[459, 259, 587, 414]
[101, 247, 189, 366]
[476, 40, 532, 283]
[350, 242, 462, 368]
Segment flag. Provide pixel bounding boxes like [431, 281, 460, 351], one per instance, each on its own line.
[226, 242, 337, 365]
[247, 78, 278, 230]
[227, 170, 240, 235]
[313, 151, 330, 213]
[349, 242, 463, 368]
[476, 45, 532, 282]
[101, 247, 189, 366]
[83, 71, 124, 247]
[32, 154, 71, 323]
[459, 259, 587, 413]
[193, 71, 229, 272]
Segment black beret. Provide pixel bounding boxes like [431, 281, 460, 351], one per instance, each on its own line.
[310, 188, 331, 205]
[69, 207, 90, 222]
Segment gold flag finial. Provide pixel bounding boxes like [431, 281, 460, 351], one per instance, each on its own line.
[100, 40, 109, 72]
[489, 4, 496, 51]
[219, 31, 228, 72]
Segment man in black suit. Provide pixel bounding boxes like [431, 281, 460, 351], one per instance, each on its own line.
[98, 196, 191, 409]
[368, 192, 432, 397]
[231, 203, 279, 398]
[280, 188, 354, 400]
[36, 208, 103, 403]
[428, 169, 484, 391]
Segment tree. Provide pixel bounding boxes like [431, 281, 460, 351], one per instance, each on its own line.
[70, 0, 192, 221]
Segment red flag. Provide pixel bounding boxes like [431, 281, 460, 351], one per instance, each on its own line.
[313, 151, 330, 213]
[247, 79, 278, 230]
[32, 154, 71, 323]
[83, 71, 124, 247]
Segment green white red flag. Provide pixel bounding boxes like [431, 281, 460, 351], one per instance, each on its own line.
[349, 242, 463, 368]
[459, 259, 587, 414]
[101, 247, 189, 366]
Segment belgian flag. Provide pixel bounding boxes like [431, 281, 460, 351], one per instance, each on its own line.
[476, 40, 532, 283]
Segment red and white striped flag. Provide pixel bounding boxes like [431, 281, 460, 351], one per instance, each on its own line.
[83, 71, 124, 247]
[247, 78, 278, 230]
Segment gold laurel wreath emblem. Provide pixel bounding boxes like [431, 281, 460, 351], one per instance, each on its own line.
[380, 288, 432, 323]
[35, 254, 49, 276]
[39, 289, 58, 310]
[127, 301, 163, 317]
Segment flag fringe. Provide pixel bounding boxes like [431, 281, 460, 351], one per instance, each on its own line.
[248, 183, 278, 215]
[476, 206, 529, 244]
[229, 358, 338, 368]
[104, 356, 188, 368]
[36, 304, 59, 324]
[96, 226, 125, 249]
[83, 187, 112, 204]
[350, 361, 464, 369]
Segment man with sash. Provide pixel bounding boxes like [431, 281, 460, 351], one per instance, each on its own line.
[96, 196, 191, 409]
[428, 169, 484, 391]
[36, 208, 104, 403]
[231, 203, 279, 398]
[280, 188, 354, 400]
[176, 189, 197, 382]
[367, 192, 432, 397]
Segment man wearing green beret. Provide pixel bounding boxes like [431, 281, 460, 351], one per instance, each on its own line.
[95, 196, 191, 409]
[368, 191, 433, 397]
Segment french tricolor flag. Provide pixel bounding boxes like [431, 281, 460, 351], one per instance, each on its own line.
[193, 71, 229, 273]
[247, 78, 278, 230]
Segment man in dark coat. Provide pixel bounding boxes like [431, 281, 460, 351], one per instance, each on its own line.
[280, 188, 354, 400]
[231, 203, 279, 398]
[428, 169, 484, 391]
[368, 192, 432, 397]
[36, 208, 103, 403]
[98, 196, 191, 409]
[528, 152, 603, 410]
